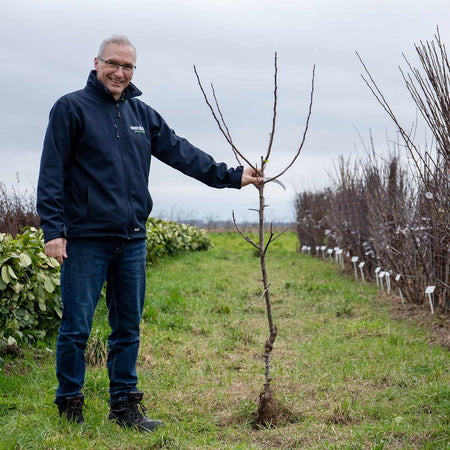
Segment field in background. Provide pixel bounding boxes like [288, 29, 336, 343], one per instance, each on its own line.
[0, 232, 449, 448]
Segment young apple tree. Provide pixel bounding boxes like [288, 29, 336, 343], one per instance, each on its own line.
[194, 55, 315, 425]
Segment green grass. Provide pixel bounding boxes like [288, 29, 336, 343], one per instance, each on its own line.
[0, 232, 449, 448]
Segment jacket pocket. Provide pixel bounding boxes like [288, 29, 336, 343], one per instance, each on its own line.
[66, 181, 88, 219]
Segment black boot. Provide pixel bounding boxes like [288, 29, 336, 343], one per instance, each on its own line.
[109, 391, 164, 433]
[57, 394, 85, 424]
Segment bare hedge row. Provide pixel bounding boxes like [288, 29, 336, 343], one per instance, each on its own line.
[0, 181, 40, 237]
[296, 30, 449, 312]
[295, 151, 448, 311]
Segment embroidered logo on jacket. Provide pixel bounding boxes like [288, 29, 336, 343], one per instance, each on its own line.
[130, 125, 145, 134]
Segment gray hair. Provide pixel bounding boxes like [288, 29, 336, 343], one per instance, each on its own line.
[97, 35, 136, 59]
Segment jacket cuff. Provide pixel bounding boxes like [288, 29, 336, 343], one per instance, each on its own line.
[42, 228, 66, 243]
[232, 166, 244, 189]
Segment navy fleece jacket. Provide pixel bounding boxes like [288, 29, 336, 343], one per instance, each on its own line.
[37, 71, 243, 242]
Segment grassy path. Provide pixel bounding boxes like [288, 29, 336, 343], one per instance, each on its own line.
[0, 232, 449, 448]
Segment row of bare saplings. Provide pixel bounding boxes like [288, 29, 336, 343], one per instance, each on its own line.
[295, 151, 449, 312]
[0, 180, 40, 237]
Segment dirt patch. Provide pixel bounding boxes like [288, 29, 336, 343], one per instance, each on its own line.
[252, 387, 303, 429]
[389, 296, 450, 350]
[0, 343, 24, 358]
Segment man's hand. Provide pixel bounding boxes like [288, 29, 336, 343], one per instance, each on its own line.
[45, 237, 67, 265]
[241, 167, 264, 187]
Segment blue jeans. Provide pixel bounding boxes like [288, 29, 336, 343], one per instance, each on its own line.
[55, 238, 147, 405]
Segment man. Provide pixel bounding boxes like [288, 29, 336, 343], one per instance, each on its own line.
[37, 35, 261, 433]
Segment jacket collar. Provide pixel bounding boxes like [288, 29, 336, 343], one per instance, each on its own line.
[85, 70, 143, 101]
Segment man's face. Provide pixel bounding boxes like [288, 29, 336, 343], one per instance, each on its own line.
[94, 43, 136, 100]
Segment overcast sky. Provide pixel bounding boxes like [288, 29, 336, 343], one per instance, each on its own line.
[1, 0, 449, 223]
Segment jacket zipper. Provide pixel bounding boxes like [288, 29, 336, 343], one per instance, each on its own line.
[116, 100, 132, 239]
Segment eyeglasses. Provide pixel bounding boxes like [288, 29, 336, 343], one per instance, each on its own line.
[98, 57, 136, 73]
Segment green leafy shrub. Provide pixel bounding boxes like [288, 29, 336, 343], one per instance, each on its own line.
[146, 218, 212, 263]
[0, 227, 61, 345]
[0, 220, 211, 346]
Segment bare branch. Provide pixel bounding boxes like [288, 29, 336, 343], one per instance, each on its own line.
[264, 52, 278, 166]
[243, 284, 271, 311]
[232, 210, 259, 250]
[352, 123, 370, 154]
[356, 52, 430, 188]
[193, 65, 257, 170]
[210, 83, 242, 166]
[358, 49, 450, 229]
[266, 65, 316, 183]
[264, 227, 289, 254]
